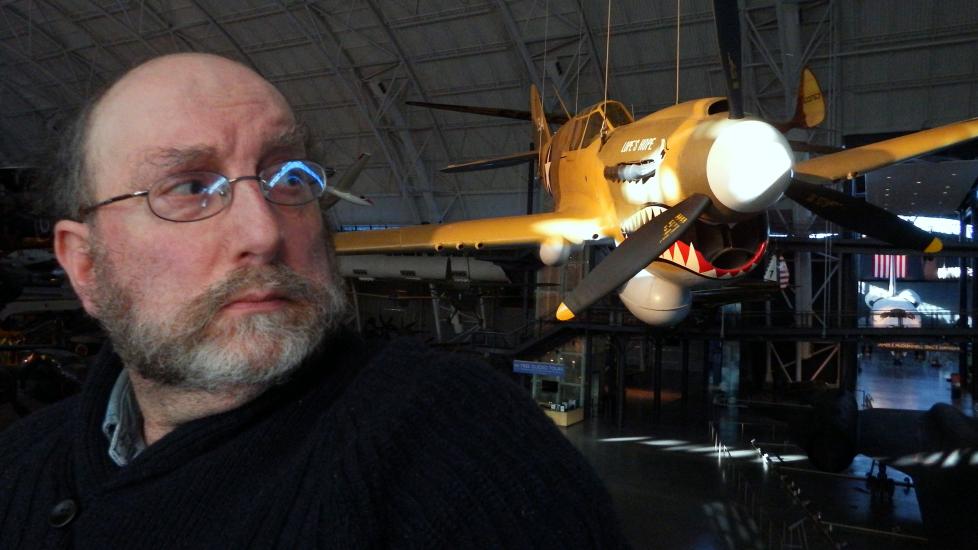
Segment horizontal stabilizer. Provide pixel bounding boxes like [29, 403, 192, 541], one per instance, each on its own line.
[406, 101, 569, 125]
[443, 150, 537, 173]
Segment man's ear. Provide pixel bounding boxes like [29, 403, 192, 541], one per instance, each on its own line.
[54, 220, 98, 314]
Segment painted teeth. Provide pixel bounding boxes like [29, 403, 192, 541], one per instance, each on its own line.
[620, 205, 666, 236]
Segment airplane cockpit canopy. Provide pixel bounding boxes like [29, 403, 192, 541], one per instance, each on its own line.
[567, 101, 634, 151]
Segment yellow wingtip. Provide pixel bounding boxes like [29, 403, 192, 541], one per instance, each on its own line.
[924, 237, 943, 254]
[555, 303, 575, 321]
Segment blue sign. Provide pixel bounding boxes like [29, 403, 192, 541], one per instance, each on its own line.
[513, 360, 566, 378]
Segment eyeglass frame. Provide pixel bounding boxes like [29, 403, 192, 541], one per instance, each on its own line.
[77, 159, 334, 222]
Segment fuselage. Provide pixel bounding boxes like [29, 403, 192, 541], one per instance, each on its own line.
[543, 98, 785, 285]
[539, 97, 793, 324]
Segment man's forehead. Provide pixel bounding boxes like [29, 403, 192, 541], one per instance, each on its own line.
[87, 55, 296, 161]
[139, 124, 307, 166]
[123, 124, 307, 185]
[88, 82, 302, 192]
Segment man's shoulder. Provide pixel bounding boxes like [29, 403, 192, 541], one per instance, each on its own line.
[340, 336, 550, 443]
[330, 337, 630, 548]
[0, 396, 77, 469]
[356, 336, 516, 403]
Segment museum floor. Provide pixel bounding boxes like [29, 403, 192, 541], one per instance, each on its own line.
[2, 350, 972, 548]
[564, 352, 974, 549]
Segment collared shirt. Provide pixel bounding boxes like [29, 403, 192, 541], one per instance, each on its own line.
[101, 370, 147, 466]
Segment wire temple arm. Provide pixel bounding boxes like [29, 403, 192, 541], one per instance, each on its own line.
[78, 191, 150, 218]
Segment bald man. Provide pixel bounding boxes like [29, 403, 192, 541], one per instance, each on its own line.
[0, 54, 626, 548]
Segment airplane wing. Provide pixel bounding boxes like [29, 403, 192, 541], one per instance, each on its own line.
[334, 210, 610, 254]
[794, 118, 978, 182]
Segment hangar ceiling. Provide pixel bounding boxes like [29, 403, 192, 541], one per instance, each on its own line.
[0, 0, 977, 229]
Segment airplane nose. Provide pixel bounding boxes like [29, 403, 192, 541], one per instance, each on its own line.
[705, 119, 793, 214]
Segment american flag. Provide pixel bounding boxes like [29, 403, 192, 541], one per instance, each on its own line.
[874, 254, 907, 278]
[764, 255, 791, 288]
[777, 256, 790, 289]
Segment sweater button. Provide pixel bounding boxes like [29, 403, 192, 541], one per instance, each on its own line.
[49, 499, 77, 528]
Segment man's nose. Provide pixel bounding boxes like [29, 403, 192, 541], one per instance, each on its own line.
[223, 178, 285, 264]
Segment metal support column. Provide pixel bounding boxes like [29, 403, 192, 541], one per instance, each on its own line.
[428, 284, 443, 343]
[702, 339, 712, 399]
[350, 281, 361, 333]
[959, 207, 970, 386]
[526, 142, 536, 216]
[776, 0, 803, 113]
[615, 335, 626, 429]
[653, 337, 663, 421]
[681, 338, 690, 417]
[840, 252, 859, 392]
[961, 196, 978, 398]
[584, 330, 594, 419]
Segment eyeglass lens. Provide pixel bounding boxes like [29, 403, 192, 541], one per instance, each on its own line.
[148, 160, 327, 222]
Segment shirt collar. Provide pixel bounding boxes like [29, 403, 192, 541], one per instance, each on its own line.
[101, 369, 147, 466]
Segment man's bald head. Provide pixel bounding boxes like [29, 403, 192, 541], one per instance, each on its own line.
[49, 52, 347, 398]
[45, 53, 297, 222]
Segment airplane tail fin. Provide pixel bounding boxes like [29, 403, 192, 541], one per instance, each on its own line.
[530, 85, 553, 184]
[321, 153, 372, 209]
[332, 153, 370, 193]
[775, 68, 825, 132]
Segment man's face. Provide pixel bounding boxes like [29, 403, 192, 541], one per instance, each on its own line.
[79, 55, 346, 390]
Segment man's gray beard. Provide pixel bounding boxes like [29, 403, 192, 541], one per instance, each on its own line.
[91, 257, 349, 393]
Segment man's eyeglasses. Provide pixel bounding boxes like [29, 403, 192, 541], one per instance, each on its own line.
[78, 160, 331, 222]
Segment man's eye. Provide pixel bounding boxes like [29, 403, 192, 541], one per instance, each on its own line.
[171, 179, 208, 195]
[159, 174, 218, 197]
[282, 174, 306, 187]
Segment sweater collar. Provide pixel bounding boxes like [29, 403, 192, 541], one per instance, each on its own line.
[71, 327, 364, 494]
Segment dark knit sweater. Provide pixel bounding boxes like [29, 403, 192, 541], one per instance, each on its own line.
[0, 332, 626, 549]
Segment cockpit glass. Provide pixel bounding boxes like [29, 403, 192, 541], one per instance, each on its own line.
[604, 103, 633, 126]
[579, 112, 604, 148]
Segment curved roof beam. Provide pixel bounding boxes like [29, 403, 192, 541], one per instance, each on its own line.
[1, 3, 112, 91]
[0, 40, 81, 103]
[274, 0, 428, 224]
[83, 0, 160, 56]
[361, 0, 467, 219]
[186, 0, 260, 71]
[493, 0, 544, 93]
[573, 0, 609, 96]
[0, 77, 55, 162]
[34, 0, 129, 73]
[494, 0, 574, 114]
[134, 1, 204, 53]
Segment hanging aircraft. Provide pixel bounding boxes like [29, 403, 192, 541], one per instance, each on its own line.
[865, 255, 923, 328]
[320, 153, 373, 208]
[333, 1, 978, 327]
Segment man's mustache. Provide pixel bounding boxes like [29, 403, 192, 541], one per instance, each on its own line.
[185, 265, 323, 332]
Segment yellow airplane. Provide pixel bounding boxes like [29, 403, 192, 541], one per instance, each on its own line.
[335, 3, 978, 326]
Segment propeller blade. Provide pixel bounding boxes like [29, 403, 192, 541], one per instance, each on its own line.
[712, 0, 745, 119]
[405, 101, 569, 125]
[556, 194, 712, 321]
[442, 150, 537, 173]
[785, 177, 942, 253]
